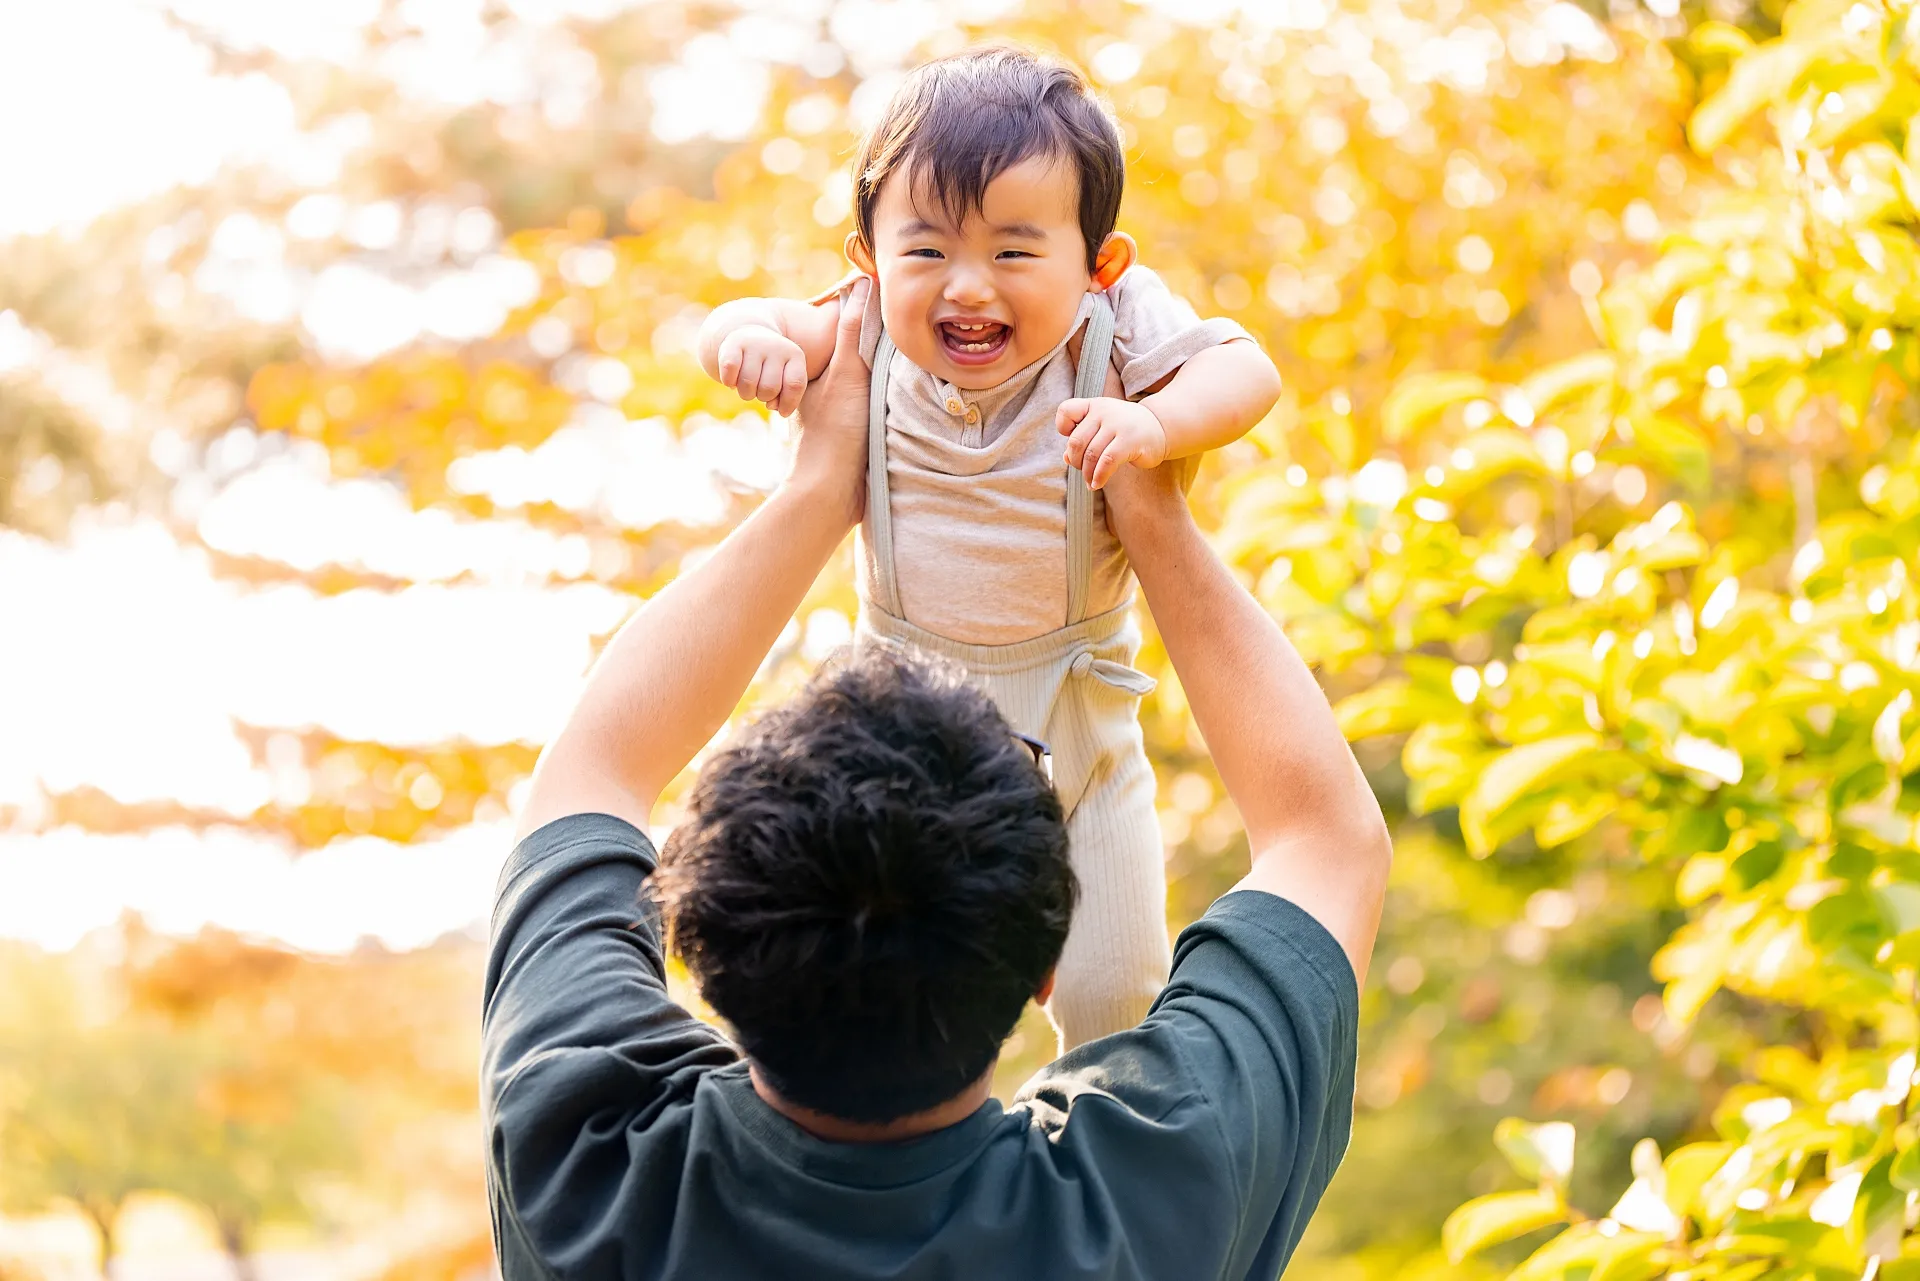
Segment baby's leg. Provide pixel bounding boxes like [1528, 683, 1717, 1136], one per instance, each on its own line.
[1044, 740, 1170, 1050]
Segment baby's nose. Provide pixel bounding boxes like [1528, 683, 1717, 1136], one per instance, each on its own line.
[943, 267, 995, 305]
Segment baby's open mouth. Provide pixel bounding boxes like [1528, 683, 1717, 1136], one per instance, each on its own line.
[939, 320, 1011, 364]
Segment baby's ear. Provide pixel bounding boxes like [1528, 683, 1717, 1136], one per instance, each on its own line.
[845, 231, 877, 276]
[1091, 232, 1137, 291]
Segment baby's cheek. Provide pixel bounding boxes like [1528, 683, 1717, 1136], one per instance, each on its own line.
[884, 323, 941, 372]
[1017, 290, 1092, 361]
[874, 285, 935, 360]
[875, 289, 914, 336]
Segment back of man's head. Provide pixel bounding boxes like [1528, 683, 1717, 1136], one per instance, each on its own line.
[655, 645, 1076, 1123]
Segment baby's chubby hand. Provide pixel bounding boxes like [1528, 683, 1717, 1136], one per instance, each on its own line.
[716, 324, 810, 417]
[1056, 397, 1167, 490]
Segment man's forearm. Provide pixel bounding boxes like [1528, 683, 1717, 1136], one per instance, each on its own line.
[516, 274, 872, 842]
[1127, 501, 1390, 981]
[1128, 505, 1353, 844]
[516, 480, 852, 837]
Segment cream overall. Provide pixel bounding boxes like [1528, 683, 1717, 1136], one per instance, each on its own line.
[856, 294, 1170, 1050]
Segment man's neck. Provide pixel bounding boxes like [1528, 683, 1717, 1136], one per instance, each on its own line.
[748, 1064, 993, 1143]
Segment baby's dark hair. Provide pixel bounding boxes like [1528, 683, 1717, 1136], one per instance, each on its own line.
[851, 46, 1125, 273]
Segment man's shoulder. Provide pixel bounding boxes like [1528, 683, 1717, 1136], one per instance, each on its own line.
[491, 1053, 741, 1276]
[1014, 891, 1357, 1162]
[1017, 891, 1356, 1114]
[1009, 893, 1361, 1281]
[483, 805, 739, 1258]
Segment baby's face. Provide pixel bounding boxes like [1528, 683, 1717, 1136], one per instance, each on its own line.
[860, 155, 1095, 390]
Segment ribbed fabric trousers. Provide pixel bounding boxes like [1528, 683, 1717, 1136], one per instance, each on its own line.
[857, 601, 1170, 1050]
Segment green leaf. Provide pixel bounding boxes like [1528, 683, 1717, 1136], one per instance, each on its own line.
[1507, 1221, 1623, 1281]
[1838, 142, 1915, 223]
[1438, 427, 1550, 495]
[1334, 679, 1457, 740]
[1589, 1234, 1667, 1281]
[1658, 807, 1732, 860]
[1381, 371, 1489, 441]
[1495, 1118, 1577, 1192]
[1857, 1154, 1904, 1255]
[1664, 1141, 1735, 1219]
[1833, 762, 1890, 812]
[1622, 414, 1711, 492]
[1809, 885, 1884, 948]
[1690, 19, 1755, 59]
[1633, 530, 1710, 571]
[1827, 842, 1875, 881]
[1677, 854, 1728, 905]
[1877, 882, 1920, 935]
[1403, 721, 1491, 811]
[1310, 408, 1358, 470]
[1892, 1141, 1920, 1193]
[1806, 66, 1890, 148]
[1518, 640, 1603, 690]
[1656, 922, 1732, 1024]
[1442, 1189, 1566, 1262]
[1730, 840, 1786, 889]
[1689, 36, 1823, 152]
[1460, 734, 1605, 855]
[1263, 518, 1346, 553]
[1536, 794, 1614, 847]
[1518, 351, 1616, 413]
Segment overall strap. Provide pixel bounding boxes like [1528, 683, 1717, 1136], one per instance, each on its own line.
[1066, 293, 1117, 624]
[865, 328, 903, 617]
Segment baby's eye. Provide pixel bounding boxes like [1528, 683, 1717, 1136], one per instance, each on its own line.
[906, 248, 943, 259]
[997, 250, 1033, 260]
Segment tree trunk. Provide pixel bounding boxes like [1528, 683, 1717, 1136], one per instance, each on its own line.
[219, 1218, 258, 1281]
[78, 1200, 119, 1280]
[1790, 445, 1818, 554]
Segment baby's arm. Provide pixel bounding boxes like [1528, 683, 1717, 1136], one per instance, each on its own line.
[696, 293, 844, 416]
[1058, 339, 1281, 489]
[1139, 340, 1283, 457]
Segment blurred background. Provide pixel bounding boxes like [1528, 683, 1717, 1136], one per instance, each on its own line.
[8, 0, 1919, 1277]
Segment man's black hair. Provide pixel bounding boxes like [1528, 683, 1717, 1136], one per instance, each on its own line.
[655, 644, 1076, 1123]
[851, 46, 1126, 273]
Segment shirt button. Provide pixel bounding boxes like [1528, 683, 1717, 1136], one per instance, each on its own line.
[945, 396, 964, 414]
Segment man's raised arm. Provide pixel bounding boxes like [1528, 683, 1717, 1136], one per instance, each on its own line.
[1103, 461, 1392, 984]
[513, 279, 872, 840]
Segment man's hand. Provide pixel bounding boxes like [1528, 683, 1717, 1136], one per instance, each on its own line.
[1099, 444, 1191, 550]
[716, 325, 810, 417]
[789, 276, 872, 527]
[1057, 396, 1167, 490]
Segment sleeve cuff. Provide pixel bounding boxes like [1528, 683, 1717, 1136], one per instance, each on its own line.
[1121, 318, 1257, 399]
[1194, 890, 1360, 1017]
[498, 812, 658, 898]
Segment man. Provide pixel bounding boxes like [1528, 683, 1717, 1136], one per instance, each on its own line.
[483, 276, 1392, 1279]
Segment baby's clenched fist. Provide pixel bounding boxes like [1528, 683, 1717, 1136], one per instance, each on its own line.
[1056, 397, 1168, 490]
[716, 325, 809, 417]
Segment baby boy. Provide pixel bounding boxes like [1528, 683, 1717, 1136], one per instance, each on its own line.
[697, 47, 1282, 1048]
